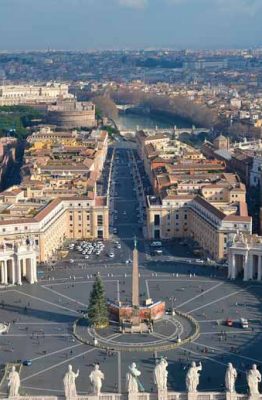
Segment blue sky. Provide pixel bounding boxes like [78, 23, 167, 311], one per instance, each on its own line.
[0, 0, 261, 50]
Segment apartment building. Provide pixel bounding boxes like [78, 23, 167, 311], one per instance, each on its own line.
[141, 131, 252, 261]
[0, 189, 109, 263]
[0, 83, 73, 106]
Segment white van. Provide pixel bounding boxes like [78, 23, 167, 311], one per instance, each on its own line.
[240, 318, 249, 329]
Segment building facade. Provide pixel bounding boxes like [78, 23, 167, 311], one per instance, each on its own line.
[0, 83, 73, 106]
[0, 196, 109, 263]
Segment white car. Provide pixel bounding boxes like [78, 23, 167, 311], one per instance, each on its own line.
[196, 259, 204, 264]
[84, 255, 89, 259]
[108, 252, 115, 258]
[69, 259, 74, 264]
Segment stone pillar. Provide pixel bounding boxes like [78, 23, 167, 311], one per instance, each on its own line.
[16, 258, 22, 286]
[3, 260, 8, 284]
[246, 254, 253, 280]
[0, 261, 4, 284]
[243, 254, 249, 281]
[26, 258, 34, 284]
[32, 256, 37, 283]
[258, 255, 262, 281]
[10, 260, 15, 285]
[21, 258, 26, 277]
[229, 253, 236, 279]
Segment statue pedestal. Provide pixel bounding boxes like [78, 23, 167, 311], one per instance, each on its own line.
[128, 393, 138, 400]
[226, 393, 238, 400]
[248, 395, 260, 400]
[157, 390, 168, 400]
[187, 392, 198, 400]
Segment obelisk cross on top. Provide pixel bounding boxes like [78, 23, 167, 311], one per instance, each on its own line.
[132, 236, 139, 307]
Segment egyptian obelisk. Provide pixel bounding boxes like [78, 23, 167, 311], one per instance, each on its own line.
[132, 237, 139, 307]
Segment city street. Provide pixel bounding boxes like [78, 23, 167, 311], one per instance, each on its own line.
[0, 145, 262, 396]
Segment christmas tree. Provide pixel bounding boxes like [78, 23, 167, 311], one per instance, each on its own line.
[87, 275, 109, 328]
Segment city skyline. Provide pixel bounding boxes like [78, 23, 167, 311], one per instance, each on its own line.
[0, 0, 261, 51]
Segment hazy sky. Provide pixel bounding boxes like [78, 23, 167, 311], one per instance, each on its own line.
[0, 0, 261, 50]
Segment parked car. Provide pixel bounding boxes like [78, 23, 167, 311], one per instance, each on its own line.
[23, 360, 32, 366]
[240, 318, 249, 329]
[150, 241, 162, 247]
[226, 318, 233, 327]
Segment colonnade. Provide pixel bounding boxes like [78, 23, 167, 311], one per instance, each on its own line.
[228, 250, 262, 281]
[0, 241, 37, 285]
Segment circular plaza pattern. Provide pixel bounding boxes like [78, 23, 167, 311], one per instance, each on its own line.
[73, 312, 200, 352]
[0, 258, 261, 396]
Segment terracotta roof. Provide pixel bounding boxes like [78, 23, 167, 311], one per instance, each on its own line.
[223, 215, 251, 222]
[193, 196, 225, 219]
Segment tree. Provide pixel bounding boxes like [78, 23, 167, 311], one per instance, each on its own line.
[87, 276, 109, 328]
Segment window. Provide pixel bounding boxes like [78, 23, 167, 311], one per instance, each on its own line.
[15, 227, 18, 231]
[176, 214, 179, 220]
[154, 214, 160, 226]
[184, 214, 187, 220]
[70, 215, 73, 221]
[78, 230, 81, 233]
[97, 215, 103, 226]
[78, 215, 81, 221]
[86, 215, 90, 221]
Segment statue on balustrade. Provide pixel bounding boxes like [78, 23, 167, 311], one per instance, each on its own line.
[186, 361, 202, 393]
[225, 363, 237, 393]
[63, 364, 79, 399]
[247, 364, 261, 397]
[126, 362, 144, 394]
[154, 357, 168, 391]
[89, 364, 104, 396]
[8, 366, 20, 397]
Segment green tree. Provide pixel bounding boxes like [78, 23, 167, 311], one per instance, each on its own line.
[87, 276, 109, 328]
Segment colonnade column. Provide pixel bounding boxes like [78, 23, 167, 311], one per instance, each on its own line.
[31, 257, 37, 283]
[16, 258, 22, 285]
[11, 260, 15, 285]
[228, 253, 236, 279]
[243, 254, 249, 281]
[2, 260, 8, 284]
[258, 255, 262, 281]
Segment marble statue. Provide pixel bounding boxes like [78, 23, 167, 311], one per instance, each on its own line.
[154, 357, 168, 391]
[126, 363, 143, 393]
[247, 364, 261, 396]
[63, 365, 79, 399]
[89, 364, 104, 396]
[225, 363, 237, 393]
[186, 362, 202, 393]
[8, 366, 20, 397]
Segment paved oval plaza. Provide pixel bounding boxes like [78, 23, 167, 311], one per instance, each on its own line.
[0, 260, 261, 396]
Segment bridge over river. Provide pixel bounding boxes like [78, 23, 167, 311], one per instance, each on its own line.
[119, 125, 211, 138]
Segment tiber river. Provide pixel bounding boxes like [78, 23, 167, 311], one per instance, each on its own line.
[115, 111, 192, 131]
